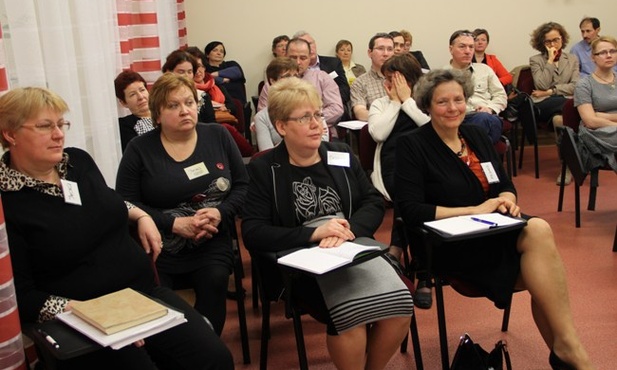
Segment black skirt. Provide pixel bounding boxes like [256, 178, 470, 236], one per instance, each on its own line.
[431, 228, 522, 309]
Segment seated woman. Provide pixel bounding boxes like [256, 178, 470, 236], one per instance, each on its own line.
[241, 77, 413, 370]
[472, 28, 513, 88]
[116, 73, 249, 336]
[335, 39, 366, 85]
[0, 87, 233, 370]
[368, 53, 431, 307]
[114, 70, 155, 152]
[574, 35, 617, 172]
[204, 41, 247, 105]
[395, 69, 594, 370]
[163, 49, 253, 157]
[271, 35, 289, 58]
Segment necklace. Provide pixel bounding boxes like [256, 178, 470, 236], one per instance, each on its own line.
[593, 72, 615, 89]
[455, 132, 466, 157]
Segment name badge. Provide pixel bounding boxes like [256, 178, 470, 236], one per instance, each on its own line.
[480, 162, 500, 184]
[184, 162, 209, 180]
[328, 71, 339, 79]
[327, 151, 350, 167]
[60, 179, 82, 205]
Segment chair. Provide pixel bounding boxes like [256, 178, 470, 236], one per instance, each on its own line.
[250, 249, 309, 370]
[556, 99, 611, 228]
[409, 226, 517, 370]
[358, 124, 377, 175]
[516, 92, 541, 178]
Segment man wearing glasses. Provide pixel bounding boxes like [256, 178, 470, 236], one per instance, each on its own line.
[446, 30, 507, 144]
[351, 33, 395, 121]
[257, 38, 343, 139]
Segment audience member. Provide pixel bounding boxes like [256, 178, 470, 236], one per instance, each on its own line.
[350, 33, 394, 121]
[242, 77, 413, 370]
[186, 46, 236, 116]
[294, 31, 351, 107]
[389, 31, 406, 56]
[367, 53, 431, 308]
[395, 69, 595, 370]
[258, 38, 343, 139]
[204, 41, 248, 105]
[400, 29, 431, 70]
[472, 28, 513, 87]
[446, 30, 506, 144]
[0, 86, 233, 370]
[335, 39, 366, 85]
[529, 22, 579, 184]
[116, 73, 249, 336]
[114, 70, 155, 152]
[254, 57, 329, 151]
[271, 35, 289, 58]
[163, 50, 252, 156]
[570, 17, 617, 77]
[574, 36, 617, 172]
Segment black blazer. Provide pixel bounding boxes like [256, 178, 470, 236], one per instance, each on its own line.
[411, 51, 430, 71]
[318, 55, 350, 105]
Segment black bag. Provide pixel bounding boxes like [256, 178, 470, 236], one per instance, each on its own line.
[450, 333, 512, 370]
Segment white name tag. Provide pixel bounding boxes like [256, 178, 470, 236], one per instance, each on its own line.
[184, 162, 209, 180]
[328, 71, 339, 79]
[480, 162, 500, 184]
[60, 179, 82, 205]
[327, 151, 350, 167]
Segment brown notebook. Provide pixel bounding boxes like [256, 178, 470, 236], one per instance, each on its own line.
[70, 288, 168, 335]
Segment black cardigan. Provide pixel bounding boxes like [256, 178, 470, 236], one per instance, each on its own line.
[241, 141, 384, 253]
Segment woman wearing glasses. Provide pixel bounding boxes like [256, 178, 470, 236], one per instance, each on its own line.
[242, 78, 413, 369]
[0, 87, 233, 369]
[574, 36, 617, 172]
[530, 22, 580, 184]
[116, 73, 249, 336]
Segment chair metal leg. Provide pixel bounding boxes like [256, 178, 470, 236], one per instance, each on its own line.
[501, 304, 512, 332]
[612, 225, 617, 252]
[259, 300, 270, 370]
[291, 307, 309, 370]
[251, 260, 259, 310]
[434, 279, 450, 370]
[233, 254, 251, 364]
[533, 140, 539, 179]
[557, 162, 567, 212]
[410, 313, 424, 370]
[575, 183, 581, 228]
[587, 170, 599, 211]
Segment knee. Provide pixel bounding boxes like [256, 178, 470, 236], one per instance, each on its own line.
[519, 218, 557, 251]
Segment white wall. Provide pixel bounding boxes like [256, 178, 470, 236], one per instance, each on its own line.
[185, 0, 617, 103]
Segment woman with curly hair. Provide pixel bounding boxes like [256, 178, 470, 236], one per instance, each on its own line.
[529, 22, 580, 184]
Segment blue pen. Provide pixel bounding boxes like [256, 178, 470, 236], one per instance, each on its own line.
[471, 217, 498, 227]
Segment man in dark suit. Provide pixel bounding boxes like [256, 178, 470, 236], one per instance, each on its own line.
[294, 31, 351, 112]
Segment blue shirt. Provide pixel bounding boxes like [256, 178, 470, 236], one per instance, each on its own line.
[570, 39, 617, 77]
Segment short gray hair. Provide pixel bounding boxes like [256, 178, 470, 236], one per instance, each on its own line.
[414, 69, 474, 114]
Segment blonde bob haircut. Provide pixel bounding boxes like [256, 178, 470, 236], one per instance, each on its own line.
[591, 35, 617, 53]
[267, 77, 322, 125]
[148, 72, 198, 126]
[0, 87, 69, 149]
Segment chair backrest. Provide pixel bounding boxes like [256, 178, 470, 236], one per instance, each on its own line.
[513, 66, 535, 95]
[561, 99, 581, 132]
[230, 98, 245, 133]
[358, 124, 377, 172]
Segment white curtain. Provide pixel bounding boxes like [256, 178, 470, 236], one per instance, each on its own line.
[0, 0, 184, 186]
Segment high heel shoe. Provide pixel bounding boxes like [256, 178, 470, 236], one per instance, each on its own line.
[549, 351, 576, 370]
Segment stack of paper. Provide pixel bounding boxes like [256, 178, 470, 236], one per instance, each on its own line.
[58, 288, 186, 349]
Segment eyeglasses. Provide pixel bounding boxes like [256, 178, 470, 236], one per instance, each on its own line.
[22, 120, 71, 133]
[544, 37, 562, 46]
[373, 46, 394, 53]
[286, 113, 325, 125]
[593, 49, 617, 57]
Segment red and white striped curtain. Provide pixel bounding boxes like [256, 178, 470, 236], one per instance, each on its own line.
[0, 198, 27, 370]
[177, 0, 188, 49]
[0, 24, 9, 93]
